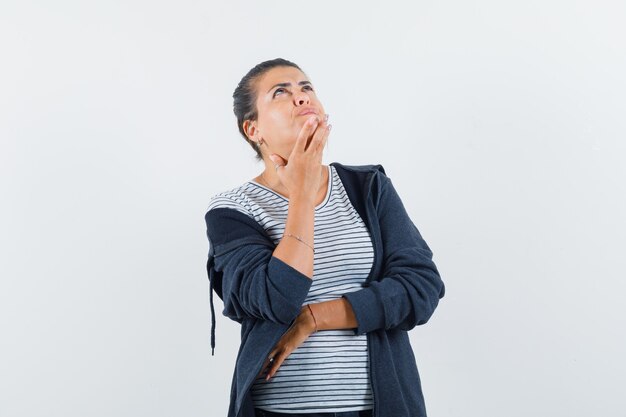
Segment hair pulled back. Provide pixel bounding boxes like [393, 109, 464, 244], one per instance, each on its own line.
[232, 58, 303, 161]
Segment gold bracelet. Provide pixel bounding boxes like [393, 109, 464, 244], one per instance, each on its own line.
[283, 233, 315, 253]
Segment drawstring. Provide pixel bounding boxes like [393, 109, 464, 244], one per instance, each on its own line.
[208, 259, 216, 356]
[210, 279, 216, 355]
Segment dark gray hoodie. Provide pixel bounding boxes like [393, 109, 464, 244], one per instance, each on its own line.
[205, 162, 445, 417]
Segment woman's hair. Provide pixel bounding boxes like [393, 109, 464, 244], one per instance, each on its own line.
[233, 58, 303, 161]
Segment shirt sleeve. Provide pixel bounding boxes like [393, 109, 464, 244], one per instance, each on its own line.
[341, 172, 445, 335]
[205, 207, 313, 325]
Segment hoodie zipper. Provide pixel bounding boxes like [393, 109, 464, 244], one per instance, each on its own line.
[364, 169, 379, 416]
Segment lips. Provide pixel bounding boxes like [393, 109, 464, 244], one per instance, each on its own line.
[297, 108, 318, 116]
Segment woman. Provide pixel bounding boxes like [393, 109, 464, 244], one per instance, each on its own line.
[205, 58, 445, 417]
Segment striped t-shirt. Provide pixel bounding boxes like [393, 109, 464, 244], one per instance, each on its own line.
[206, 164, 375, 413]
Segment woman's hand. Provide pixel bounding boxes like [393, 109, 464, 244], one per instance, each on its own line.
[258, 305, 317, 381]
[269, 114, 331, 205]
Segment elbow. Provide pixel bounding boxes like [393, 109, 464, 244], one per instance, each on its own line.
[415, 276, 445, 326]
[266, 292, 308, 325]
[222, 294, 302, 325]
[225, 257, 313, 324]
[264, 256, 314, 323]
[397, 274, 445, 330]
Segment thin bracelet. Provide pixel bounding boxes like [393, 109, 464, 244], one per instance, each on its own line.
[307, 304, 318, 332]
[283, 233, 315, 253]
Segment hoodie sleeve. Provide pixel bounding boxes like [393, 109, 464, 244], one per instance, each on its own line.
[205, 207, 313, 325]
[342, 173, 445, 335]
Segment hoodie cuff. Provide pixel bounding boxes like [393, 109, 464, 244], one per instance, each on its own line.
[342, 289, 384, 335]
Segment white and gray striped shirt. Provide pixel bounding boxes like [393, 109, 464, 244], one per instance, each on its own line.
[206, 165, 375, 413]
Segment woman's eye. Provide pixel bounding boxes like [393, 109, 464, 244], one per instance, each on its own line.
[273, 85, 313, 97]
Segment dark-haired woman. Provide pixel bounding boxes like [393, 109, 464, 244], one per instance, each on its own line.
[205, 58, 445, 417]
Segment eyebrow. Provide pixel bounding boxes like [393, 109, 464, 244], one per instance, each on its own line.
[267, 81, 312, 93]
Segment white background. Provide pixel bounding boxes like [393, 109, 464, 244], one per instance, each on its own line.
[2, 1, 625, 416]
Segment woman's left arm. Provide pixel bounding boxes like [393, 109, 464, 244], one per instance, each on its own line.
[341, 173, 446, 335]
[304, 172, 445, 335]
[262, 172, 445, 378]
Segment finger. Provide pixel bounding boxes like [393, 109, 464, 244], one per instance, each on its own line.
[317, 123, 331, 153]
[305, 119, 328, 153]
[295, 115, 320, 154]
[325, 124, 332, 147]
[308, 122, 330, 156]
[273, 154, 287, 165]
[269, 154, 287, 173]
[258, 350, 278, 378]
[266, 349, 289, 380]
[313, 125, 330, 164]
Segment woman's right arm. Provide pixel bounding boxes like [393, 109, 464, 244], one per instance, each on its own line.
[206, 207, 312, 325]
[269, 114, 330, 279]
[205, 115, 330, 324]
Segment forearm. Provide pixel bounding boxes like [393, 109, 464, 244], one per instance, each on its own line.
[272, 195, 315, 279]
[306, 298, 358, 331]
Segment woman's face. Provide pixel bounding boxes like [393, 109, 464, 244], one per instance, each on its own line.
[244, 66, 326, 161]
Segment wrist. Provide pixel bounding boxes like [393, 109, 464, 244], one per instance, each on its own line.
[298, 305, 317, 334]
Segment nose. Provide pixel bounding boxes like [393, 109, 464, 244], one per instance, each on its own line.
[293, 90, 310, 106]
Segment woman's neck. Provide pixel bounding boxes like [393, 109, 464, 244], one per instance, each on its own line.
[257, 164, 328, 201]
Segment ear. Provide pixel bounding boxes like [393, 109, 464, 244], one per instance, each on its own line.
[243, 120, 260, 141]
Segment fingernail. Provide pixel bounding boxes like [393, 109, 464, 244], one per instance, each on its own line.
[328, 124, 332, 130]
[324, 114, 329, 122]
